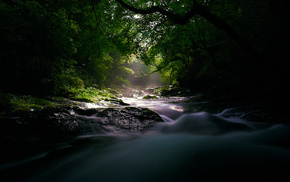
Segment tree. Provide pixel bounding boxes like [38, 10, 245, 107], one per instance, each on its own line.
[115, 0, 290, 101]
[0, 0, 136, 94]
[0, 0, 79, 94]
[116, 0, 266, 65]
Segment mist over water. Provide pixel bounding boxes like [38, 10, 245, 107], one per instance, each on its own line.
[2, 97, 290, 182]
[28, 121, 290, 182]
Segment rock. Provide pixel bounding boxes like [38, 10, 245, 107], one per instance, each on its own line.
[73, 107, 100, 116]
[108, 98, 130, 106]
[31, 108, 79, 137]
[160, 85, 192, 97]
[0, 106, 163, 143]
[98, 107, 163, 132]
[142, 95, 158, 100]
[0, 108, 80, 143]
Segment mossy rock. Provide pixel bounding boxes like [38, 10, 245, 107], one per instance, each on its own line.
[143, 95, 158, 100]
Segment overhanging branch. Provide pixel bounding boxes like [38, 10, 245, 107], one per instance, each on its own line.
[116, 0, 269, 66]
[146, 57, 182, 76]
[116, 0, 197, 25]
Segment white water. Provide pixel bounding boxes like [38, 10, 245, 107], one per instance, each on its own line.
[2, 97, 290, 182]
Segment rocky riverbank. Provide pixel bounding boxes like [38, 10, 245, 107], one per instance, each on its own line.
[1, 85, 289, 146]
[0, 105, 163, 145]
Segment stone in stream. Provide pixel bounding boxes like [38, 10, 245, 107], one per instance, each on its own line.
[0, 107, 163, 143]
[97, 107, 163, 132]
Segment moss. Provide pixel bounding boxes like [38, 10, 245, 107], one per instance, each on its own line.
[143, 95, 158, 100]
[0, 92, 74, 114]
[0, 87, 117, 114]
[7, 95, 58, 112]
[68, 87, 116, 103]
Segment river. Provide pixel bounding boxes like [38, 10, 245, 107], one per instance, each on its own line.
[1, 96, 290, 181]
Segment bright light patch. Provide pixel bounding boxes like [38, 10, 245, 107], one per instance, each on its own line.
[133, 14, 142, 19]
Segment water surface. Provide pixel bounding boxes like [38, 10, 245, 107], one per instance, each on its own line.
[1, 97, 290, 181]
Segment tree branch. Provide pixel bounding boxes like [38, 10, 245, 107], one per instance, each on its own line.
[116, 0, 197, 24]
[117, 0, 269, 66]
[193, 1, 266, 64]
[147, 57, 182, 76]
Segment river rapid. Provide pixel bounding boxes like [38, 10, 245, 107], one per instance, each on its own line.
[1, 96, 290, 181]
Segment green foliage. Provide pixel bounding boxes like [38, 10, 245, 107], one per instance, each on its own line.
[116, 0, 289, 100]
[0, 0, 78, 94]
[1, 0, 288, 102]
[104, 52, 136, 88]
[0, 0, 137, 95]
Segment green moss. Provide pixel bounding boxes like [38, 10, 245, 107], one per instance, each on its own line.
[0, 93, 57, 113]
[0, 87, 117, 114]
[68, 87, 116, 103]
[10, 95, 57, 111]
[143, 95, 158, 100]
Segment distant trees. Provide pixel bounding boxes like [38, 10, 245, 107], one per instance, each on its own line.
[0, 0, 136, 94]
[116, 0, 290, 101]
[1, 0, 289, 101]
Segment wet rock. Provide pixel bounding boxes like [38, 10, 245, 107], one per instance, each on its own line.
[108, 98, 130, 106]
[0, 108, 80, 143]
[98, 107, 163, 132]
[73, 107, 100, 116]
[0, 106, 163, 143]
[159, 85, 192, 97]
[142, 95, 158, 100]
[31, 108, 79, 137]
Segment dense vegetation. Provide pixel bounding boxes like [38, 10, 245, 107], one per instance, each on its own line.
[0, 0, 138, 95]
[116, 0, 289, 102]
[1, 0, 289, 103]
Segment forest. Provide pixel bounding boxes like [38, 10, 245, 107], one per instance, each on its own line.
[0, 0, 289, 103]
[1, 1, 290, 181]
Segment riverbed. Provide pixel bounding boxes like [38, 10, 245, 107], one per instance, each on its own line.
[1, 97, 290, 181]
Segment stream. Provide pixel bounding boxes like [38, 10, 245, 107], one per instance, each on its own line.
[1, 96, 290, 181]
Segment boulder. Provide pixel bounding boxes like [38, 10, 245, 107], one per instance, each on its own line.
[98, 107, 163, 132]
[0, 108, 80, 142]
[142, 95, 158, 100]
[0, 106, 163, 143]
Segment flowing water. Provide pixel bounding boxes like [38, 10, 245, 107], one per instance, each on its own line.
[1, 97, 290, 181]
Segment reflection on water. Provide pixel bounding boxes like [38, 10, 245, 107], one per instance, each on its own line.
[169, 105, 184, 112]
[1, 97, 290, 182]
